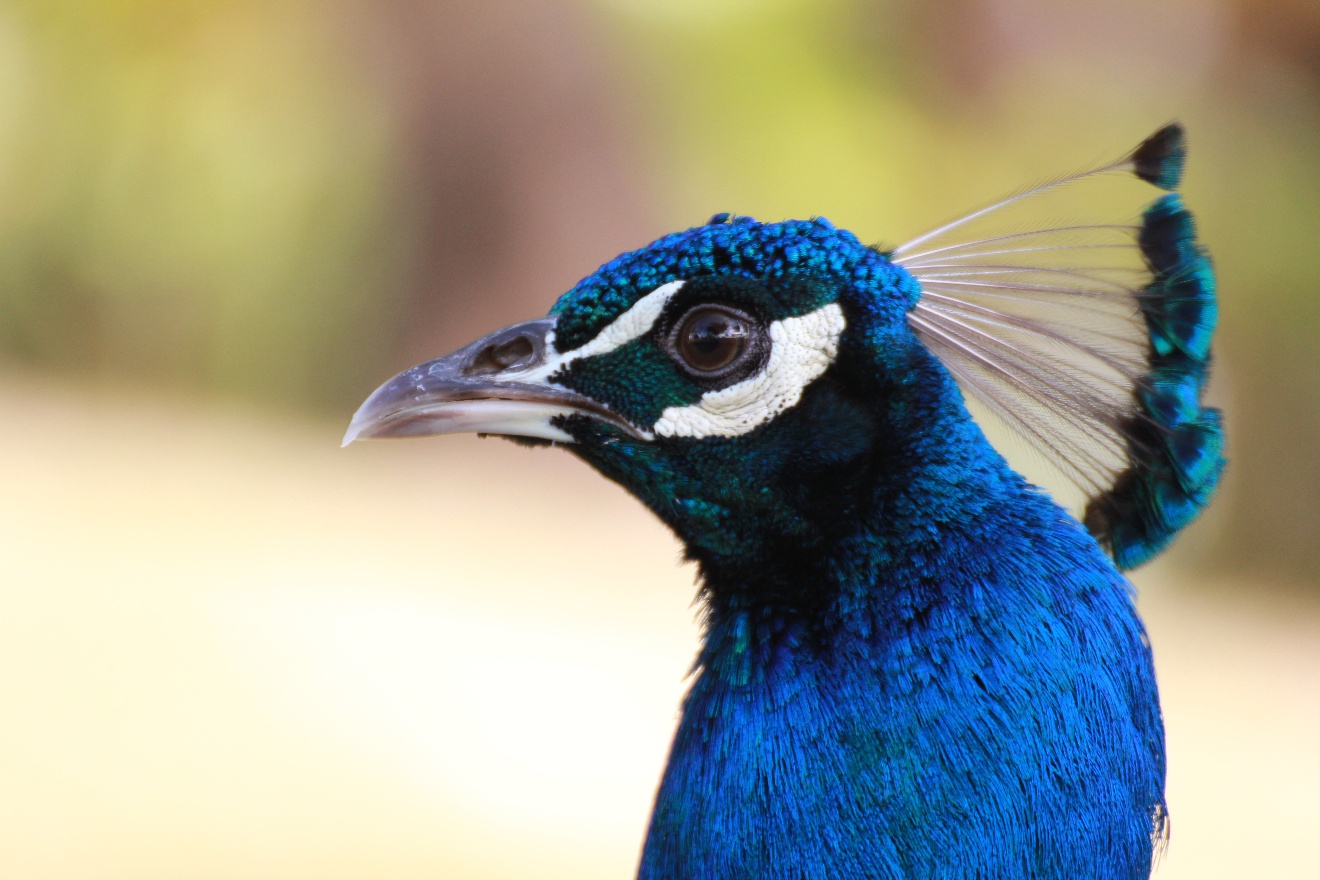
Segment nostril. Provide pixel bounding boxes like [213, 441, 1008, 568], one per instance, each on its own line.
[493, 336, 534, 368]
[467, 335, 536, 375]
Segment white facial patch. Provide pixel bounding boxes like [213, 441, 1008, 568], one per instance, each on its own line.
[653, 303, 846, 439]
[513, 280, 685, 388]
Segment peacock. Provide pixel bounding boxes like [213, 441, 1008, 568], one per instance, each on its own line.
[344, 124, 1222, 880]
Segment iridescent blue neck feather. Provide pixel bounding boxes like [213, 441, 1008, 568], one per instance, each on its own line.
[635, 348, 1165, 879]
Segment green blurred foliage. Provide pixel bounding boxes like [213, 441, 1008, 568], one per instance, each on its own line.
[0, 0, 1317, 579]
[0, 0, 404, 409]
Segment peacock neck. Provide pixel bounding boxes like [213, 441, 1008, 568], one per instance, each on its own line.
[695, 359, 1026, 645]
[637, 367, 1166, 880]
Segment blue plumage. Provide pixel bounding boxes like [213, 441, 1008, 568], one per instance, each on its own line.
[344, 125, 1222, 879]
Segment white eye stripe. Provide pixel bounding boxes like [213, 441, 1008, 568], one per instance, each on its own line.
[653, 303, 845, 439]
[514, 280, 686, 385]
[570, 280, 686, 360]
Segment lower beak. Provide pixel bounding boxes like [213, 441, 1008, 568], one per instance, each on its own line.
[342, 317, 642, 446]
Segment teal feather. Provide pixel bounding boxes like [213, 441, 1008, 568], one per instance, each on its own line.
[1164, 413, 1225, 494]
[1089, 184, 1224, 569]
[1139, 196, 1217, 361]
[1138, 372, 1203, 425]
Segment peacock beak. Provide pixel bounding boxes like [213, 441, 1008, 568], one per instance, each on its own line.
[342, 316, 643, 447]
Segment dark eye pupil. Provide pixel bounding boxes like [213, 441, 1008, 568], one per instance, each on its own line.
[679, 308, 749, 372]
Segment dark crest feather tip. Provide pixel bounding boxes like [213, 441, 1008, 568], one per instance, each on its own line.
[1130, 123, 1187, 191]
[1155, 268, 1217, 361]
[1165, 413, 1225, 492]
[1138, 193, 1197, 273]
[1138, 196, 1218, 362]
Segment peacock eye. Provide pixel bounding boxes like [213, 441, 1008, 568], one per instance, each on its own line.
[670, 305, 759, 377]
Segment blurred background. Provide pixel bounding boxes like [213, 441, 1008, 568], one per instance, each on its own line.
[0, 0, 1317, 877]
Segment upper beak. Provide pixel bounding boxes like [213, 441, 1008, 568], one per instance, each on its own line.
[342, 316, 643, 447]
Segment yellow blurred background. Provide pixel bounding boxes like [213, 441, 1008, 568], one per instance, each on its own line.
[0, 0, 1317, 877]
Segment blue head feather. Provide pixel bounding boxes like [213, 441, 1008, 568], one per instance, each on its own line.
[552, 215, 920, 347]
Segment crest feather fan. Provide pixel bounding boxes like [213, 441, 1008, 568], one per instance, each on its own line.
[896, 123, 1223, 569]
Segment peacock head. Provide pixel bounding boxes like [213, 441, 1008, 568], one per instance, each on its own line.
[345, 125, 1224, 577]
[343, 215, 929, 574]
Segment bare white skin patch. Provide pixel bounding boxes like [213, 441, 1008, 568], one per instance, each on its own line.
[653, 302, 845, 439]
[513, 280, 685, 387]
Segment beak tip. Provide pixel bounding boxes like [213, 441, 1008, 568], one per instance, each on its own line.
[341, 412, 369, 447]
